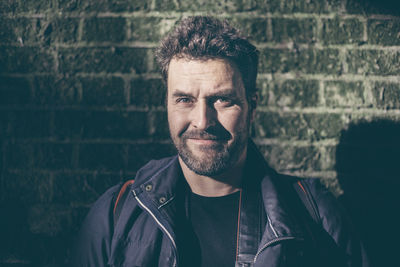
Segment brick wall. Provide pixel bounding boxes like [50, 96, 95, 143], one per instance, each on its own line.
[1, 0, 399, 266]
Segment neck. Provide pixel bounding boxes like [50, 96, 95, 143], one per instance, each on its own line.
[179, 151, 247, 197]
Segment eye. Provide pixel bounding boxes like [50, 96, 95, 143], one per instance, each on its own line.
[214, 97, 233, 106]
[176, 97, 193, 104]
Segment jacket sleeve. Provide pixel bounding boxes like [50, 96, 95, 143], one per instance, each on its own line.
[304, 178, 370, 267]
[70, 184, 120, 267]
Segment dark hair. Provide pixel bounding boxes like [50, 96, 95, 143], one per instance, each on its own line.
[156, 16, 259, 99]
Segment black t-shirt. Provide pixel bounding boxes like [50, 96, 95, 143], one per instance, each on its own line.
[188, 190, 241, 267]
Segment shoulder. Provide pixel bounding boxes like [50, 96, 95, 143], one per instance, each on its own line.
[71, 183, 122, 266]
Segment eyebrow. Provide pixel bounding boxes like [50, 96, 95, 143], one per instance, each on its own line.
[171, 89, 237, 98]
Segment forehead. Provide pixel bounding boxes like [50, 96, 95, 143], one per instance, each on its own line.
[167, 58, 244, 95]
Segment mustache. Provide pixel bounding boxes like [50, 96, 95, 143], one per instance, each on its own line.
[181, 129, 231, 141]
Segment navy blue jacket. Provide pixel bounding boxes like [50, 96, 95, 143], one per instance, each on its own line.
[72, 142, 369, 267]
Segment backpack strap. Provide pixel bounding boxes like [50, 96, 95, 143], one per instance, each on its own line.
[293, 180, 321, 224]
[113, 179, 135, 226]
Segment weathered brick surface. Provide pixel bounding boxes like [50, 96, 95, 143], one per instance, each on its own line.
[260, 48, 342, 74]
[131, 77, 166, 107]
[368, 19, 400, 46]
[258, 79, 320, 107]
[346, 49, 400, 75]
[324, 80, 369, 107]
[1, 0, 399, 265]
[83, 17, 126, 43]
[321, 18, 364, 45]
[58, 47, 150, 74]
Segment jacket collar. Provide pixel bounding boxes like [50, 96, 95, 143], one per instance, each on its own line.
[132, 140, 306, 246]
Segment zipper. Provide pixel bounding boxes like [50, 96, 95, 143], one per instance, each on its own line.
[133, 191, 178, 267]
[253, 236, 297, 263]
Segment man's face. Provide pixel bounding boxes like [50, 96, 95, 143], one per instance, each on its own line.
[167, 58, 254, 176]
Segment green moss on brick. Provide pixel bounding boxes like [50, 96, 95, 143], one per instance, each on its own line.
[268, 0, 342, 13]
[231, 18, 269, 42]
[258, 79, 319, 107]
[368, 19, 400, 46]
[260, 48, 341, 74]
[0, 0, 54, 13]
[58, 0, 151, 12]
[58, 47, 149, 74]
[0, 47, 55, 74]
[272, 18, 316, 43]
[321, 18, 364, 45]
[346, 49, 400, 76]
[83, 17, 126, 42]
[324, 81, 368, 108]
[81, 77, 126, 106]
[372, 82, 400, 109]
[131, 78, 166, 107]
[130, 17, 176, 42]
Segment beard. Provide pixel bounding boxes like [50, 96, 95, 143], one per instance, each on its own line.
[170, 124, 249, 176]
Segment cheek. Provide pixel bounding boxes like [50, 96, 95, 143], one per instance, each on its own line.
[217, 110, 248, 133]
[168, 109, 189, 134]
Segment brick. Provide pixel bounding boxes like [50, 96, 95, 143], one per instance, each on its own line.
[268, 0, 343, 13]
[58, 47, 149, 74]
[81, 77, 125, 106]
[346, 49, 400, 76]
[259, 48, 341, 74]
[255, 111, 346, 140]
[9, 110, 52, 138]
[0, 0, 54, 13]
[54, 110, 148, 139]
[79, 143, 126, 171]
[3, 170, 53, 204]
[47, 18, 80, 44]
[58, 0, 151, 12]
[83, 17, 126, 43]
[33, 75, 81, 105]
[0, 18, 35, 45]
[372, 82, 400, 109]
[28, 204, 75, 236]
[5, 142, 34, 169]
[272, 18, 316, 43]
[303, 113, 347, 139]
[257, 79, 319, 107]
[147, 110, 170, 138]
[153, 0, 256, 12]
[0, 47, 55, 74]
[0, 76, 32, 105]
[35, 76, 125, 107]
[254, 112, 309, 139]
[53, 172, 122, 204]
[127, 143, 176, 171]
[324, 80, 369, 107]
[32, 143, 74, 170]
[131, 78, 166, 107]
[130, 17, 176, 42]
[368, 19, 400, 46]
[321, 18, 364, 45]
[231, 18, 269, 42]
[258, 143, 321, 172]
[0, 17, 78, 46]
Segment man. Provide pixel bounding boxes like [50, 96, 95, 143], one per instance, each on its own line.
[72, 16, 369, 267]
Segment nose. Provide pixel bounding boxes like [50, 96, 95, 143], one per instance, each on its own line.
[190, 100, 216, 130]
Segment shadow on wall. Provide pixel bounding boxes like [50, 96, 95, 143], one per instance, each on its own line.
[336, 120, 400, 267]
[347, 0, 400, 15]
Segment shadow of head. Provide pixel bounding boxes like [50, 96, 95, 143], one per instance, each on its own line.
[336, 119, 400, 265]
[347, 0, 400, 15]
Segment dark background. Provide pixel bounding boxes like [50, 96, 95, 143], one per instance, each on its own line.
[0, 0, 399, 266]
